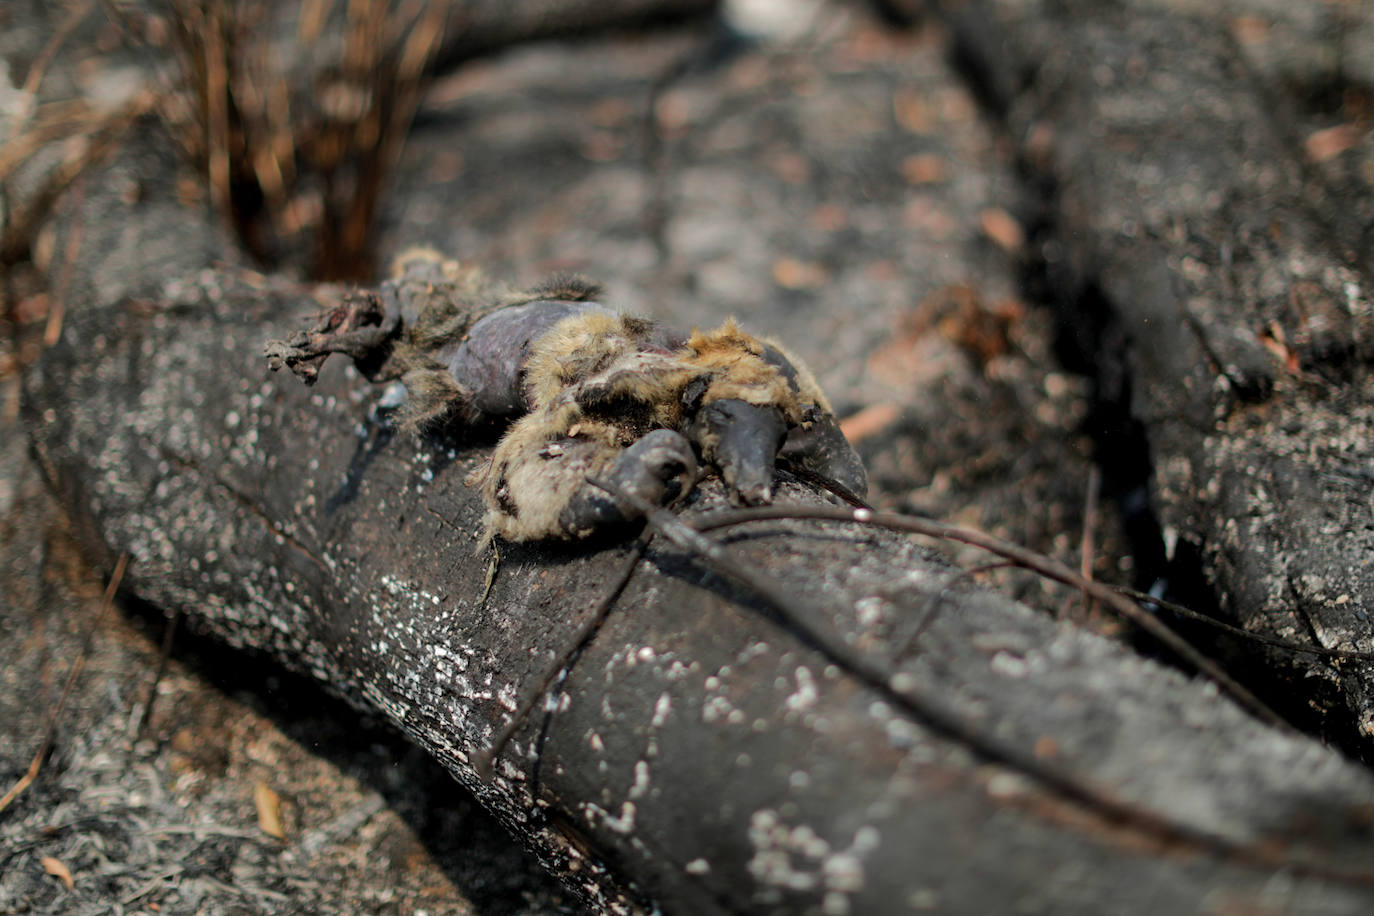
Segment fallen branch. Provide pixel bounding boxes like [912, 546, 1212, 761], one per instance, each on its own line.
[24, 263, 1374, 913]
[935, 0, 1374, 748]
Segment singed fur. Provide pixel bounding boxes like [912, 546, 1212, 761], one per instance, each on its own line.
[475, 313, 827, 543]
[383, 250, 605, 429]
[266, 252, 860, 543]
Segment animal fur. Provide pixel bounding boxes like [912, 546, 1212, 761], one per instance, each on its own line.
[381, 249, 608, 429]
[472, 313, 838, 542]
[265, 252, 866, 543]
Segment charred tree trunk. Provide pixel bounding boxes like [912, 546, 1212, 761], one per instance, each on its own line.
[21, 123, 1374, 914]
[937, 0, 1374, 749]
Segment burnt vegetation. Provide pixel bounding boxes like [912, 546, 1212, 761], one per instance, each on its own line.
[5, 0, 1374, 914]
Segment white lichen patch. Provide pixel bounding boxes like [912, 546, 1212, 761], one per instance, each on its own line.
[651, 692, 673, 728]
[379, 574, 443, 611]
[737, 641, 772, 664]
[988, 651, 1030, 678]
[702, 694, 736, 724]
[664, 659, 694, 681]
[784, 666, 818, 714]
[984, 769, 1032, 800]
[583, 800, 637, 834]
[745, 810, 880, 910]
[628, 760, 651, 800]
[854, 595, 890, 629]
[495, 681, 520, 713]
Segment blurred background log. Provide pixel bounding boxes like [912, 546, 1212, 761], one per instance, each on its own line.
[934, 0, 1374, 754]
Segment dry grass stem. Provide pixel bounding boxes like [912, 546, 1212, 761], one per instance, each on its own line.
[146, 0, 449, 278]
[6, 1, 96, 137]
[0, 93, 152, 267]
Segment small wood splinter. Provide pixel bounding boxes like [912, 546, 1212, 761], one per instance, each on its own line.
[265, 248, 868, 542]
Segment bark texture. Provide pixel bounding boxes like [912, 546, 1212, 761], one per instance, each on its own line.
[22, 137, 1374, 914]
[17, 2, 1374, 912]
[938, 0, 1374, 746]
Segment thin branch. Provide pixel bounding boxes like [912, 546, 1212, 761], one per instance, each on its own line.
[202, 3, 232, 227]
[0, 93, 150, 267]
[43, 177, 84, 348]
[1109, 584, 1374, 662]
[691, 504, 1290, 732]
[897, 560, 1018, 662]
[777, 460, 872, 509]
[1075, 464, 1101, 620]
[133, 609, 182, 740]
[8, 1, 95, 135]
[474, 536, 650, 783]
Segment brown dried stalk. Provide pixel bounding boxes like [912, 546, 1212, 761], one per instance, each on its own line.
[152, 0, 449, 278]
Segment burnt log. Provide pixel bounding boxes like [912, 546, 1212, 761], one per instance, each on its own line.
[936, 0, 1374, 749]
[22, 131, 1374, 913]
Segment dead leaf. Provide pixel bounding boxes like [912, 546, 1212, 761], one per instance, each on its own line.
[1258, 321, 1300, 373]
[581, 132, 622, 163]
[868, 286, 1022, 387]
[254, 780, 286, 839]
[772, 257, 828, 290]
[839, 402, 901, 443]
[808, 203, 848, 232]
[41, 856, 74, 891]
[901, 153, 946, 185]
[9, 291, 50, 326]
[892, 87, 933, 134]
[979, 207, 1025, 254]
[1023, 121, 1055, 166]
[1305, 124, 1360, 164]
[1230, 16, 1269, 45]
[654, 92, 690, 133]
[768, 152, 810, 184]
[902, 198, 954, 239]
[937, 88, 976, 123]
[590, 98, 630, 128]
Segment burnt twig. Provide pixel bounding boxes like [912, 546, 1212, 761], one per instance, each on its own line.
[690, 504, 1290, 731]
[474, 536, 651, 783]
